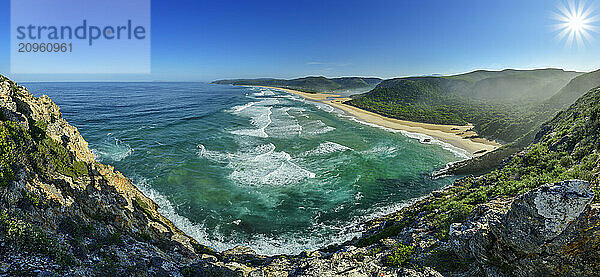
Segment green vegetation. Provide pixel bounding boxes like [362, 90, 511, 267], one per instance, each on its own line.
[2, 72, 599, 273]
[416, 135, 596, 240]
[0, 78, 89, 182]
[215, 69, 593, 144]
[447, 68, 581, 101]
[348, 69, 596, 143]
[424, 248, 474, 272]
[383, 243, 415, 267]
[103, 232, 125, 246]
[0, 75, 225, 274]
[96, 250, 121, 276]
[348, 77, 544, 142]
[212, 76, 381, 93]
[353, 246, 382, 260]
[362, 86, 600, 244]
[35, 138, 89, 178]
[0, 119, 89, 183]
[134, 195, 150, 211]
[0, 211, 75, 267]
[133, 195, 161, 222]
[23, 191, 44, 208]
[0, 122, 15, 187]
[358, 219, 411, 247]
[546, 69, 600, 110]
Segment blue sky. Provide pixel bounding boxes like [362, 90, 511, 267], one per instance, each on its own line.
[1, 0, 599, 81]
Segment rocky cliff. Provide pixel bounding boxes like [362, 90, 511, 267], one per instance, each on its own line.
[0, 76, 216, 276]
[450, 180, 599, 276]
[1, 75, 599, 276]
[350, 86, 600, 276]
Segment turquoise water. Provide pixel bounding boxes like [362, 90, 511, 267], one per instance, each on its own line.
[26, 82, 462, 254]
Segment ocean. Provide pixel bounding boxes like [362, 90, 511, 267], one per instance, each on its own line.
[25, 82, 462, 255]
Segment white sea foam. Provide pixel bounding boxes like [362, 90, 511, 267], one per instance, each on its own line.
[167, 85, 464, 255]
[90, 149, 102, 162]
[260, 90, 276, 96]
[197, 144, 229, 163]
[431, 162, 453, 179]
[313, 102, 335, 113]
[267, 85, 470, 159]
[228, 143, 315, 186]
[230, 106, 273, 138]
[134, 171, 433, 256]
[134, 178, 236, 252]
[275, 94, 299, 100]
[345, 115, 470, 159]
[240, 195, 428, 255]
[266, 107, 303, 138]
[248, 89, 277, 97]
[399, 130, 470, 159]
[134, 171, 434, 256]
[300, 141, 352, 157]
[198, 143, 315, 186]
[272, 91, 305, 103]
[361, 144, 398, 158]
[93, 135, 133, 162]
[231, 101, 258, 112]
[301, 119, 336, 136]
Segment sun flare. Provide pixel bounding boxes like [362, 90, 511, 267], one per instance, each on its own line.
[554, 0, 598, 47]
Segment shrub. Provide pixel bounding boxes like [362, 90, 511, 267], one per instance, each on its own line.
[0, 211, 75, 267]
[0, 123, 15, 187]
[383, 243, 415, 267]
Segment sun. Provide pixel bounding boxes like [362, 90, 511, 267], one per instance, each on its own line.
[553, 0, 598, 47]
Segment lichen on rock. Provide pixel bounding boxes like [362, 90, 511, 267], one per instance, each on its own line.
[0, 75, 208, 275]
[2, 74, 600, 276]
[450, 180, 600, 276]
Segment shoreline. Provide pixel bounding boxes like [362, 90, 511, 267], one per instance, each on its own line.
[253, 86, 501, 158]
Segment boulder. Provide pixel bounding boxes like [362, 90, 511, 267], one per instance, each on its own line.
[493, 180, 594, 254]
[450, 180, 600, 276]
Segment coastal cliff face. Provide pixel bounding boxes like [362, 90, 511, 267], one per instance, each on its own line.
[0, 76, 216, 276]
[351, 86, 600, 276]
[1, 74, 600, 277]
[450, 180, 599, 276]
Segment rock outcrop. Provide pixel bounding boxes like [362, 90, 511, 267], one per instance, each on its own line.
[2, 74, 600, 277]
[450, 180, 600, 276]
[0, 76, 443, 276]
[0, 76, 212, 275]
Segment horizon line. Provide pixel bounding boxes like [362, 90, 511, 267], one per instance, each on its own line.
[5, 66, 593, 83]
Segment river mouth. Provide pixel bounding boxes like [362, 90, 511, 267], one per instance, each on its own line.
[26, 82, 461, 255]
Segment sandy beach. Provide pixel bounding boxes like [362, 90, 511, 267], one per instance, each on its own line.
[254, 86, 501, 157]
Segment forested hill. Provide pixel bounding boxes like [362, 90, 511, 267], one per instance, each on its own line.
[355, 85, 600, 276]
[348, 68, 593, 143]
[3, 74, 600, 275]
[212, 76, 382, 93]
[447, 68, 581, 102]
[546, 69, 600, 110]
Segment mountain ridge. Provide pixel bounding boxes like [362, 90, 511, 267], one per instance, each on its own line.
[348, 68, 591, 144]
[212, 76, 382, 93]
[2, 74, 600, 276]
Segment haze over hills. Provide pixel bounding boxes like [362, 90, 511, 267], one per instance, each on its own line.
[357, 84, 600, 276]
[447, 68, 582, 102]
[213, 69, 595, 145]
[3, 72, 600, 275]
[546, 69, 600, 110]
[349, 68, 597, 143]
[212, 76, 382, 93]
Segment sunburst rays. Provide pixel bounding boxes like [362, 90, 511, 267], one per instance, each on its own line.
[553, 0, 599, 47]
